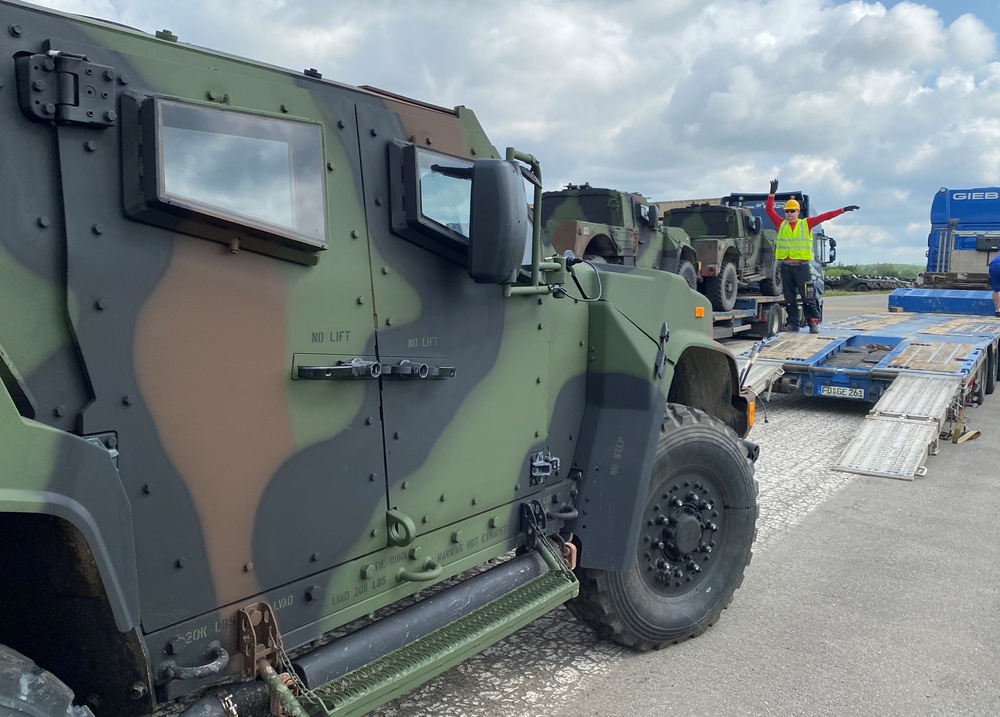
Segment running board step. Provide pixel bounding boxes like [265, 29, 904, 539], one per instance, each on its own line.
[298, 567, 578, 717]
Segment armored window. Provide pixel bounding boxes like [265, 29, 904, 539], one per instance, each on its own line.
[124, 96, 327, 264]
[389, 142, 475, 264]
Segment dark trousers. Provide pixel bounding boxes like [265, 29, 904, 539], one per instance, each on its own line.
[780, 261, 819, 327]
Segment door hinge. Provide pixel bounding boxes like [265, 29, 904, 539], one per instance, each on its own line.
[16, 51, 118, 127]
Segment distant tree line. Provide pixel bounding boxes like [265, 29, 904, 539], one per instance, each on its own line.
[825, 263, 923, 279]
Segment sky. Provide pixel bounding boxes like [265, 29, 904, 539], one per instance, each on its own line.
[32, 0, 1000, 266]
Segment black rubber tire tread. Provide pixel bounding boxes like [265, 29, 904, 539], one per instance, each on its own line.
[677, 260, 698, 291]
[855, 283, 869, 292]
[759, 261, 782, 297]
[566, 404, 758, 651]
[704, 261, 739, 311]
[765, 304, 783, 337]
[0, 645, 93, 716]
[985, 345, 996, 395]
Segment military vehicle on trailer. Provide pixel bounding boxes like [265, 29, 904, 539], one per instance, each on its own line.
[540, 184, 699, 289]
[661, 203, 782, 311]
[0, 2, 759, 716]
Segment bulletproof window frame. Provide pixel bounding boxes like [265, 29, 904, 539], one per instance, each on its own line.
[121, 93, 328, 265]
[388, 140, 475, 266]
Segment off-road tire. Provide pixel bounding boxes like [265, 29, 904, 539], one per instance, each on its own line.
[759, 261, 782, 297]
[677, 260, 698, 291]
[704, 260, 739, 311]
[0, 645, 94, 716]
[855, 283, 869, 292]
[566, 404, 758, 651]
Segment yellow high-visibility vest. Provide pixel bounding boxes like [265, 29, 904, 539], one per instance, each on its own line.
[776, 218, 813, 261]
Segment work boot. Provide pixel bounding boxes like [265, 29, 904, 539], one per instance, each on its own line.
[995, 311, 1000, 318]
[782, 323, 800, 333]
[808, 319, 819, 334]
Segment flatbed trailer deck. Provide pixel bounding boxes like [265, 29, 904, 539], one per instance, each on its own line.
[739, 312, 1000, 479]
[713, 294, 785, 339]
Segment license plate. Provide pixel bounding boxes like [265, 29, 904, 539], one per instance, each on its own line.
[819, 385, 865, 399]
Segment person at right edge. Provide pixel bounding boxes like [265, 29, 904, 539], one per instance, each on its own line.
[989, 250, 1000, 318]
[766, 179, 859, 333]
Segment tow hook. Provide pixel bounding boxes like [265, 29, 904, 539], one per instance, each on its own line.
[742, 439, 760, 463]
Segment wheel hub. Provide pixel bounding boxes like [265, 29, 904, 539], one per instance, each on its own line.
[640, 480, 722, 594]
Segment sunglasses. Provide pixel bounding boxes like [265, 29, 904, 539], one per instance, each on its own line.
[784, 208, 799, 213]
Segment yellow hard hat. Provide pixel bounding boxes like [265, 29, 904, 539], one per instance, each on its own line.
[783, 199, 800, 211]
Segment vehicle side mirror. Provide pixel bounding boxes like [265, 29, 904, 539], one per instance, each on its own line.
[829, 238, 837, 249]
[636, 202, 659, 230]
[468, 159, 529, 284]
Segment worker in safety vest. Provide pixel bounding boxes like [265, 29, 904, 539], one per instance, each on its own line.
[766, 179, 859, 333]
[989, 252, 1000, 317]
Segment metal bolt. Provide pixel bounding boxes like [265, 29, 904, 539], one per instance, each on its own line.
[687, 492, 700, 502]
[408, 546, 421, 560]
[337, 120, 345, 129]
[365, 417, 373, 425]
[122, 395, 134, 406]
[42, 103, 55, 115]
[656, 514, 667, 525]
[118, 75, 130, 85]
[305, 585, 320, 602]
[42, 59, 55, 72]
[393, 431, 401, 439]
[375, 197, 383, 206]
[165, 636, 186, 655]
[142, 483, 153, 495]
[175, 557, 186, 568]
[351, 230, 359, 239]
[128, 682, 148, 700]
[37, 216, 51, 228]
[707, 522, 717, 531]
[243, 562, 253, 572]
[370, 528, 379, 537]
[368, 473, 376, 482]
[488, 516, 499, 529]
[471, 498, 478, 506]
[536, 377, 542, 384]
[386, 317, 394, 326]
[8, 24, 22, 37]
[311, 552, 320, 561]
[451, 531, 462, 543]
[360, 564, 373, 579]
[357, 296, 365, 305]
[439, 494, 446, 502]
[53, 405, 66, 417]
[381, 266, 389, 275]
[207, 90, 218, 101]
[94, 298, 108, 310]
[103, 110, 116, 122]
[84, 140, 97, 152]
[402, 481, 409, 490]
[421, 515, 429, 524]
[327, 162, 335, 171]
[31, 79, 45, 92]
[103, 69, 116, 81]
[425, 136, 433, 145]
[105, 435, 117, 449]
[538, 323, 544, 330]
[92, 223, 104, 235]
[471, 147, 478, 155]
[700, 501, 713, 510]
[370, 128, 378, 137]
[280, 103, 289, 113]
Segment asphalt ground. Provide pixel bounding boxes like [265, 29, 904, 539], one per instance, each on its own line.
[370, 294, 1000, 717]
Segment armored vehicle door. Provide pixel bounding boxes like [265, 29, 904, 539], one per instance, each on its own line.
[355, 98, 550, 541]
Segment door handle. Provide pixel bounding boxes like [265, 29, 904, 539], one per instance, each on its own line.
[382, 360, 455, 380]
[297, 358, 382, 380]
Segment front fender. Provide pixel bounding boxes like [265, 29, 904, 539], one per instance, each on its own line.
[0, 387, 139, 631]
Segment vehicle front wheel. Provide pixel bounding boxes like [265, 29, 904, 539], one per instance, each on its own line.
[703, 260, 739, 311]
[0, 645, 93, 716]
[567, 404, 758, 650]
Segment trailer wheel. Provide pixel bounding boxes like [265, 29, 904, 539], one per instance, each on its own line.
[0, 645, 94, 716]
[764, 304, 784, 337]
[567, 404, 757, 650]
[677, 260, 698, 291]
[986, 345, 996, 395]
[704, 261, 739, 311]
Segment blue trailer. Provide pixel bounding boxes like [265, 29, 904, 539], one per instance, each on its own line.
[739, 312, 1000, 479]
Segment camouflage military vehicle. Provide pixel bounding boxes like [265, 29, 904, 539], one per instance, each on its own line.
[0, 2, 759, 716]
[541, 184, 699, 289]
[661, 203, 782, 311]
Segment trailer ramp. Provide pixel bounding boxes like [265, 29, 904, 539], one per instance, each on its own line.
[736, 359, 784, 398]
[834, 374, 958, 480]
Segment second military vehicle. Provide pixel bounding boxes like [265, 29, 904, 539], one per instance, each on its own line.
[540, 184, 700, 289]
[661, 203, 782, 311]
[0, 2, 759, 716]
